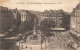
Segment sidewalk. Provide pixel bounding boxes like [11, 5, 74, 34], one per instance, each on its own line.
[16, 41, 48, 50]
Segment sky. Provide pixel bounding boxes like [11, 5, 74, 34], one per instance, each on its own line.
[0, 0, 80, 12]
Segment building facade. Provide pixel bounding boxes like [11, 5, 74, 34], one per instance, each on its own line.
[21, 11, 26, 22]
[0, 6, 12, 33]
[37, 10, 70, 31]
[70, 3, 80, 47]
[19, 10, 35, 24]
[70, 3, 80, 36]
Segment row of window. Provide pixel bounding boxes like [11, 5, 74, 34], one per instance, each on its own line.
[72, 23, 80, 31]
[75, 24, 80, 31]
[21, 16, 27, 18]
[42, 13, 62, 16]
[42, 17, 57, 19]
[71, 18, 80, 23]
[43, 18, 62, 23]
[21, 12, 26, 16]
[75, 12, 80, 16]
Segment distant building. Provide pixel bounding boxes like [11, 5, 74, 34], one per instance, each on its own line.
[0, 6, 12, 33]
[21, 11, 27, 22]
[37, 9, 70, 31]
[70, 2, 80, 47]
[19, 10, 35, 34]
[19, 10, 35, 24]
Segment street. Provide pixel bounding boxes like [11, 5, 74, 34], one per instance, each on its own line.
[0, 31, 79, 50]
[45, 31, 72, 50]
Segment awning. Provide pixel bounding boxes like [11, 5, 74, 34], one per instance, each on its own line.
[4, 36, 19, 40]
[51, 28, 65, 30]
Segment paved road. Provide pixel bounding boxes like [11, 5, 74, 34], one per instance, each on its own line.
[12, 31, 74, 50]
[45, 31, 73, 50]
[1, 31, 78, 50]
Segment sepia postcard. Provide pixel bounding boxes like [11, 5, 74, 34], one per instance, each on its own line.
[0, 0, 80, 50]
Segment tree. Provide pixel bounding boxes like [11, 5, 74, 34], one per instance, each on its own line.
[40, 19, 55, 36]
[18, 22, 26, 33]
[18, 21, 34, 34]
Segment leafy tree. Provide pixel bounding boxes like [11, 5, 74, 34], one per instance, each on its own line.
[40, 19, 55, 36]
[18, 21, 34, 34]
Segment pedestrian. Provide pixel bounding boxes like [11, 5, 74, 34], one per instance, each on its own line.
[26, 45, 27, 48]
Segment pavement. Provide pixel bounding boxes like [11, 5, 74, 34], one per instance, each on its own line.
[45, 31, 74, 50]
[1, 31, 79, 50]
[16, 41, 48, 50]
[14, 31, 72, 50]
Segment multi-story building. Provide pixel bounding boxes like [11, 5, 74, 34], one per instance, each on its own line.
[19, 10, 35, 24]
[70, 3, 80, 36]
[37, 9, 70, 31]
[0, 6, 12, 33]
[70, 3, 80, 47]
[20, 10, 27, 22]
